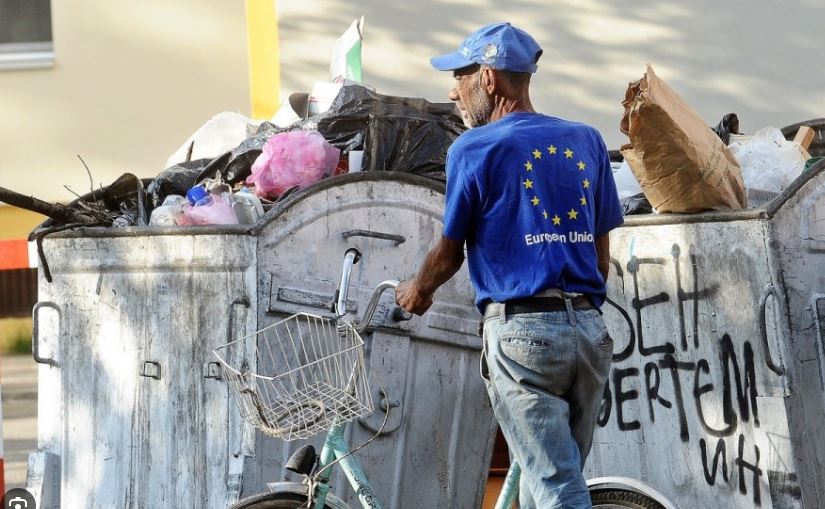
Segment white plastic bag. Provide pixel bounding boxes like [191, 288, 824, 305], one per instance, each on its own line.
[612, 161, 643, 200]
[728, 127, 805, 194]
[166, 112, 261, 167]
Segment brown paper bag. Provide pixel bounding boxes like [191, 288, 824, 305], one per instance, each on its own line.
[620, 65, 747, 212]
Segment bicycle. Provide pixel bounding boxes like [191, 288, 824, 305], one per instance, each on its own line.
[215, 248, 671, 509]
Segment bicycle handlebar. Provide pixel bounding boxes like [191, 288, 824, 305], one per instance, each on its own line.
[336, 249, 413, 333]
[355, 280, 412, 334]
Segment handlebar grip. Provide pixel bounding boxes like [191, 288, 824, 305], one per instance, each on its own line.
[391, 306, 413, 321]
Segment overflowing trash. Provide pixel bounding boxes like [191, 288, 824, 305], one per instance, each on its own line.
[728, 127, 807, 194]
[3, 22, 824, 235]
[620, 64, 747, 213]
[247, 130, 340, 200]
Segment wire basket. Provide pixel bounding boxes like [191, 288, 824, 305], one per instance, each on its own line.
[214, 313, 373, 441]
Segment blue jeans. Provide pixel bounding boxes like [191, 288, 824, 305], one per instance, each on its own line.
[481, 306, 613, 509]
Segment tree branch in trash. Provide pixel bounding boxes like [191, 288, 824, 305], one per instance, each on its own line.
[0, 185, 107, 226]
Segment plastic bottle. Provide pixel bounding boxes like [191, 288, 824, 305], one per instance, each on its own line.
[232, 187, 264, 224]
[149, 195, 188, 226]
[186, 185, 209, 206]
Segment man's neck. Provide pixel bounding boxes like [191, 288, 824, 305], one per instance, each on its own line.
[489, 96, 535, 122]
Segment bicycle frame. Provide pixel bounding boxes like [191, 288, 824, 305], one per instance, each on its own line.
[311, 422, 383, 509]
[308, 419, 521, 509]
[494, 463, 520, 509]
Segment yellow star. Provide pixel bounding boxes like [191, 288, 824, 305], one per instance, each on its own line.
[552, 214, 561, 225]
[567, 208, 578, 220]
[564, 148, 574, 159]
[524, 161, 533, 171]
[547, 145, 557, 155]
[577, 161, 586, 171]
[582, 179, 590, 189]
[523, 179, 533, 189]
[543, 210, 549, 219]
[531, 196, 540, 206]
[532, 149, 542, 159]
[580, 196, 587, 206]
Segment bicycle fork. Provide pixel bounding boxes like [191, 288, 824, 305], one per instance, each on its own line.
[309, 422, 383, 509]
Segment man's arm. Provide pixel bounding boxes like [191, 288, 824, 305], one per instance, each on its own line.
[595, 233, 610, 282]
[395, 236, 465, 315]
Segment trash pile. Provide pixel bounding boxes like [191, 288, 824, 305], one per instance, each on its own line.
[615, 64, 822, 214]
[134, 82, 464, 227]
[2, 28, 823, 233]
[0, 17, 465, 233]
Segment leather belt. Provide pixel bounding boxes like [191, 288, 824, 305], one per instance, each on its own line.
[484, 296, 591, 319]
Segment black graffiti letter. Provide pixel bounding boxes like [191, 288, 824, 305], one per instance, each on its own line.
[720, 335, 760, 428]
[658, 355, 695, 442]
[735, 434, 763, 505]
[694, 359, 735, 437]
[700, 437, 729, 485]
[672, 244, 719, 351]
[614, 368, 641, 431]
[627, 256, 675, 357]
[644, 362, 671, 423]
[605, 297, 636, 363]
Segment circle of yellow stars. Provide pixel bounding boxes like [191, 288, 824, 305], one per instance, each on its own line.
[520, 145, 591, 227]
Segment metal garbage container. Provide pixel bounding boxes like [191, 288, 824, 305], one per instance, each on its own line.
[29, 229, 258, 509]
[27, 173, 498, 509]
[585, 160, 825, 508]
[242, 173, 496, 508]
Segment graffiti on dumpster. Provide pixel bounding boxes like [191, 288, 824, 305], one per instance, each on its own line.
[596, 243, 788, 506]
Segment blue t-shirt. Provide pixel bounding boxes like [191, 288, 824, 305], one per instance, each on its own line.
[442, 112, 623, 312]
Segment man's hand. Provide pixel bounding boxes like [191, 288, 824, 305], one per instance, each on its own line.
[395, 279, 434, 315]
[395, 235, 465, 316]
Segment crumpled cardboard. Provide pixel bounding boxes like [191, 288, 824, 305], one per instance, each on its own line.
[620, 64, 747, 212]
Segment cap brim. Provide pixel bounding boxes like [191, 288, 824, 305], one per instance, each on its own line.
[430, 52, 475, 71]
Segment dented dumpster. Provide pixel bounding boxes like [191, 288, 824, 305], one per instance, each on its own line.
[27, 173, 497, 509]
[26, 159, 825, 508]
[585, 159, 825, 508]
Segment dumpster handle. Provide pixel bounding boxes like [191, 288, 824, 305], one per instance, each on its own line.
[358, 390, 402, 435]
[226, 297, 251, 344]
[32, 301, 60, 367]
[342, 229, 406, 246]
[759, 285, 786, 376]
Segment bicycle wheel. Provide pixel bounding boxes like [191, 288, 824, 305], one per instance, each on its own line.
[228, 491, 334, 509]
[590, 487, 666, 509]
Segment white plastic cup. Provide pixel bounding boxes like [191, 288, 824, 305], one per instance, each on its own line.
[348, 150, 364, 173]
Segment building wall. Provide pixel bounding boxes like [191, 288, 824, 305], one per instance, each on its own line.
[278, 0, 825, 150]
[0, 0, 250, 203]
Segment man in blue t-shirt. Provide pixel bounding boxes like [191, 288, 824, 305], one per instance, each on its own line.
[395, 23, 624, 509]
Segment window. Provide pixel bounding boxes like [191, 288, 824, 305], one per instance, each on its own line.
[0, 0, 53, 70]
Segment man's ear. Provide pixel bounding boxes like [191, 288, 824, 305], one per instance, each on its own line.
[481, 68, 496, 94]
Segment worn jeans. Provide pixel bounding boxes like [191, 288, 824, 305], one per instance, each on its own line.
[481, 306, 613, 509]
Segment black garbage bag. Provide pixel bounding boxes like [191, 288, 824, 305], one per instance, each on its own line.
[621, 192, 653, 215]
[711, 113, 740, 145]
[188, 85, 466, 185]
[312, 85, 466, 180]
[146, 158, 215, 207]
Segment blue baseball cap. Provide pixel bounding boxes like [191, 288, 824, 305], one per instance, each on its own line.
[430, 23, 543, 73]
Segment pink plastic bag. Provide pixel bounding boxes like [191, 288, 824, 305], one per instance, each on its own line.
[182, 195, 238, 225]
[247, 130, 340, 199]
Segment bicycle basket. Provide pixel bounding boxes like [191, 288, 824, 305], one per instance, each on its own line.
[214, 313, 373, 441]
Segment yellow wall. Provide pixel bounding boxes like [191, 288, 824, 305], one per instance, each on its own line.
[0, 1, 250, 203]
[0, 205, 44, 240]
